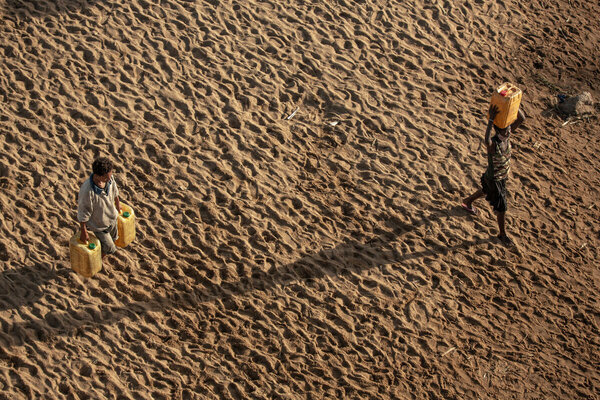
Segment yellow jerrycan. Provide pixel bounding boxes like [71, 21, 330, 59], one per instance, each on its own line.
[69, 232, 102, 277]
[115, 203, 135, 248]
[488, 83, 522, 129]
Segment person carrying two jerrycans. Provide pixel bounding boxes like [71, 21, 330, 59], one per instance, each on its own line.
[462, 102, 525, 246]
[77, 157, 121, 259]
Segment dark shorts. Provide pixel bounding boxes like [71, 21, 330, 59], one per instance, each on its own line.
[481, 174, 507, 213]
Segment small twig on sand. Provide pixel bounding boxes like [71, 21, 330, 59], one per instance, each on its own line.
[286, 107, 299, 120]
[442, 347, 456, 356]
[558, 27, 568, 40]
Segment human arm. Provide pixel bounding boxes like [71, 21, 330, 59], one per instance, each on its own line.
[77, 185, 93, 243]
[112, 177, 121, 213]
[80, 222, 89, 243]
[485, 105, 500, 151]
[510, 108, 526, 132]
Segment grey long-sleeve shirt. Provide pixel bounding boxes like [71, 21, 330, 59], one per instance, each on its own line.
[77, 175, 119, 232]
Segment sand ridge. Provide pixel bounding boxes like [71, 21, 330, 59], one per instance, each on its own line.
[1, 0, 599, 398]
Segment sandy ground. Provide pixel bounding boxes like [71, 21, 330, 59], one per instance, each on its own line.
[1, 0, 599, 398]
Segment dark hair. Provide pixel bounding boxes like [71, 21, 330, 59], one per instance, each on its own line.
[92, 157, 113, 176]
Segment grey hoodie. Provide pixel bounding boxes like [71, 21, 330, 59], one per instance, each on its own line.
[77, 175, 119, 232]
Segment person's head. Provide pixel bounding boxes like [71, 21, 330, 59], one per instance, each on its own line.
[493, 125, 511, 140]
[92, 157, 113, 183]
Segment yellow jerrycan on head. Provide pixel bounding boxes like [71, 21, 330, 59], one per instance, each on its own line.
[70, 232, 102, 277]
[488, 83, 522, 129]
[115, 203, 135, 248]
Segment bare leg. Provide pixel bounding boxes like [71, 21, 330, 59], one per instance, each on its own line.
[463, 189, 484, 208]
[496, 212, 512, 244]
[496, 211, 505, 236]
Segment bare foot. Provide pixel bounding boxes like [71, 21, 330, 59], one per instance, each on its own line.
[461, 202, 478, 215]
[498, 234, 514, 246]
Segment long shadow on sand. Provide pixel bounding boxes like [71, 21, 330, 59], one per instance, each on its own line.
[1, 0, 200, 20]
[2, 0, 104, 19]
[0, 205, 492, 348]
[0, 263, 59, 312]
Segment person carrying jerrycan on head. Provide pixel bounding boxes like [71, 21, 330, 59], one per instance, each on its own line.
[78, 157, 121, 259]
[462, 103, 525, 246]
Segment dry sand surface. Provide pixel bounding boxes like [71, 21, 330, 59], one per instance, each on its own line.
[1, 0, 599, 398]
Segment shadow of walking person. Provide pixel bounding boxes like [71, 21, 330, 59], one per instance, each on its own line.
[0, 203, 492, 349]
[0, 262, 59, 312]
[1, 0, 104, 20]
[201, 204, 490, 301]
